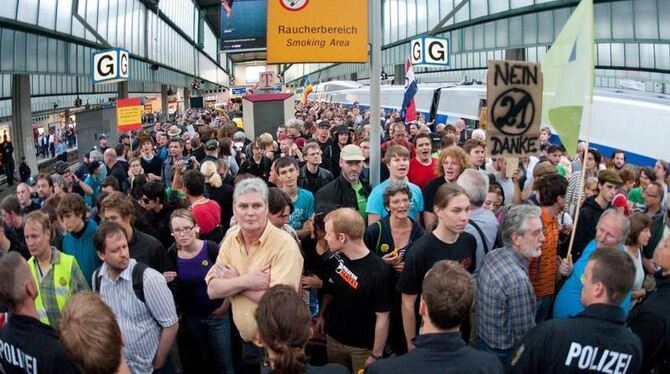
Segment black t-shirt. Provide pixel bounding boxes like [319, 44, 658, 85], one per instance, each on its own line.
[0, 314, 80, 374]
[323, 252, 393, 349]
[129, 229, 168, 273]
[141, 156, 163, 177]
[398, 232, 476, 296]
[205, 184, 234, 231]
[422, 176, 447, 213]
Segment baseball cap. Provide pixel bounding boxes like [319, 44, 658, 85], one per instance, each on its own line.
[98, 134, 107, 140]
[205, 139, 219, 150]
[598, 169, 624, 186]
[340, 144, 365, 161]
[317, 120, 330, 128]
[334, 125, 350, 135]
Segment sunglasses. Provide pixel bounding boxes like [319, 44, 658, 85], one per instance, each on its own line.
[141, 197, 152, 204]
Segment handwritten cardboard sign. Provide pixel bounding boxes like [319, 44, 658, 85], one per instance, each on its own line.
[486, 60, 543, 158]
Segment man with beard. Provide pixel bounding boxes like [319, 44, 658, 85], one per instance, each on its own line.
[611, 149, 626, 171]
[554, 209, 633, 319]
[476, 205, 544, 364]
[316, 144, 370, 220]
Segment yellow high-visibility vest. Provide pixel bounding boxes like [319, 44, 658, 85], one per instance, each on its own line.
[27, 252, 75, 326]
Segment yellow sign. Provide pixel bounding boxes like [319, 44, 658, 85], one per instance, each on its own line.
[116, 97, 142, 132]
[267, 0, 368, 63]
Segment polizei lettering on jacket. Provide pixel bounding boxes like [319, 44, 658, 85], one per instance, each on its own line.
[0, 339, 38, 374]
[564, 342, 633, 373]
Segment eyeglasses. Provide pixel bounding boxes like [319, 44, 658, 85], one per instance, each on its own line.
[172, 226, 194, 235]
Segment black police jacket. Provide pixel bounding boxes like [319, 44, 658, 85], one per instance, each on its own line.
[510, 304, 642, 374]
[367, 332, 502, 374]
[628, 274, 670, 373]
[0, 314, 79, 373]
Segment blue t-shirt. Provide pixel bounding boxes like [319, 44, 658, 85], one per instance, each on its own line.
[62, 219, 100, 286]
[366, 179, 424, 221]
[553, 240, 632, 319]
[289, 188, 315, 231]
[83, 174, 101, 207]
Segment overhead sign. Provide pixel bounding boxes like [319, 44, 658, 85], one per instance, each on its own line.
[220, 0, 267, 52]
[231, 87, 247, 95]
[410, 36, 450, 66]
[267, 0, 368, 63]
[92, 49, 129, 84]
[258, 72, 275, 89]
[116, 97, 142, 132]
[486, 60, 543, 158]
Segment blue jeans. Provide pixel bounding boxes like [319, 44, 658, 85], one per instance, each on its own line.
[478, 338, 513, 366]
[180, 313, 235, 374]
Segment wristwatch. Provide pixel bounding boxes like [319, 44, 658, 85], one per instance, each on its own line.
[370, 352, 382, 360]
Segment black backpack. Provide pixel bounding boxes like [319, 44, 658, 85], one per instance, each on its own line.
[92, 262, 149, 303]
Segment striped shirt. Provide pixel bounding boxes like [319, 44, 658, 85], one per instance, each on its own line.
[476, 247, 536, 350]
[528, 209, 559, 298]
[97, 259, 178, 374]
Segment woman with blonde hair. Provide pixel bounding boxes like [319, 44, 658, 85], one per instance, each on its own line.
[201, 160, 234, 232]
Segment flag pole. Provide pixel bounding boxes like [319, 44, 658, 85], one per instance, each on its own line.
[564, 95, 594, 261]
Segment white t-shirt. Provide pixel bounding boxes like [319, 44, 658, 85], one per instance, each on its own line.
[626, 246, 645, 292]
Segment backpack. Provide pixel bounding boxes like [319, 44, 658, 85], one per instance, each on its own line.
[93, 262, 148, 303]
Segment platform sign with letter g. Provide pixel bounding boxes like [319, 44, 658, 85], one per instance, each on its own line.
[409, 36, 450, 67]
[92, 48, 129, 85]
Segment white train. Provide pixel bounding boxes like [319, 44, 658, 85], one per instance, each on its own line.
[306, 80, 670, 167]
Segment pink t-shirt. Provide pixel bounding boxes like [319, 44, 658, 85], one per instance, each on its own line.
[408, 157, 439, 190]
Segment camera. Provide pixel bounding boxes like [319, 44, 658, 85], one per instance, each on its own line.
[181, 157, 193, 170]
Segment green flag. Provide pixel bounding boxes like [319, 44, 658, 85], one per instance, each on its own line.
[541, 0, 594, 157]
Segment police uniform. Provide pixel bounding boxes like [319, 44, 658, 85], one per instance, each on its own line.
[510, 304, 642, 373]
[628, 274, 670, 373]
[0, 314, 80, 374]
[367, 332, 503, 374]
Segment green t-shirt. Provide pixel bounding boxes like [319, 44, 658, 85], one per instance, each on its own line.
[352, 181, 368, 224]
[557, 164, 566, 177]
[628, 187, 644, 205]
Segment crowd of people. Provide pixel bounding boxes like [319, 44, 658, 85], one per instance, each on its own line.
[35, 128, 77, 161]
[0, 101, 669, 374]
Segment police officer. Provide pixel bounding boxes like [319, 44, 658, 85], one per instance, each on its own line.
[628, 234, 670, 373]
[510, 248, 642, 373]
[367, 260, 502, 373]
